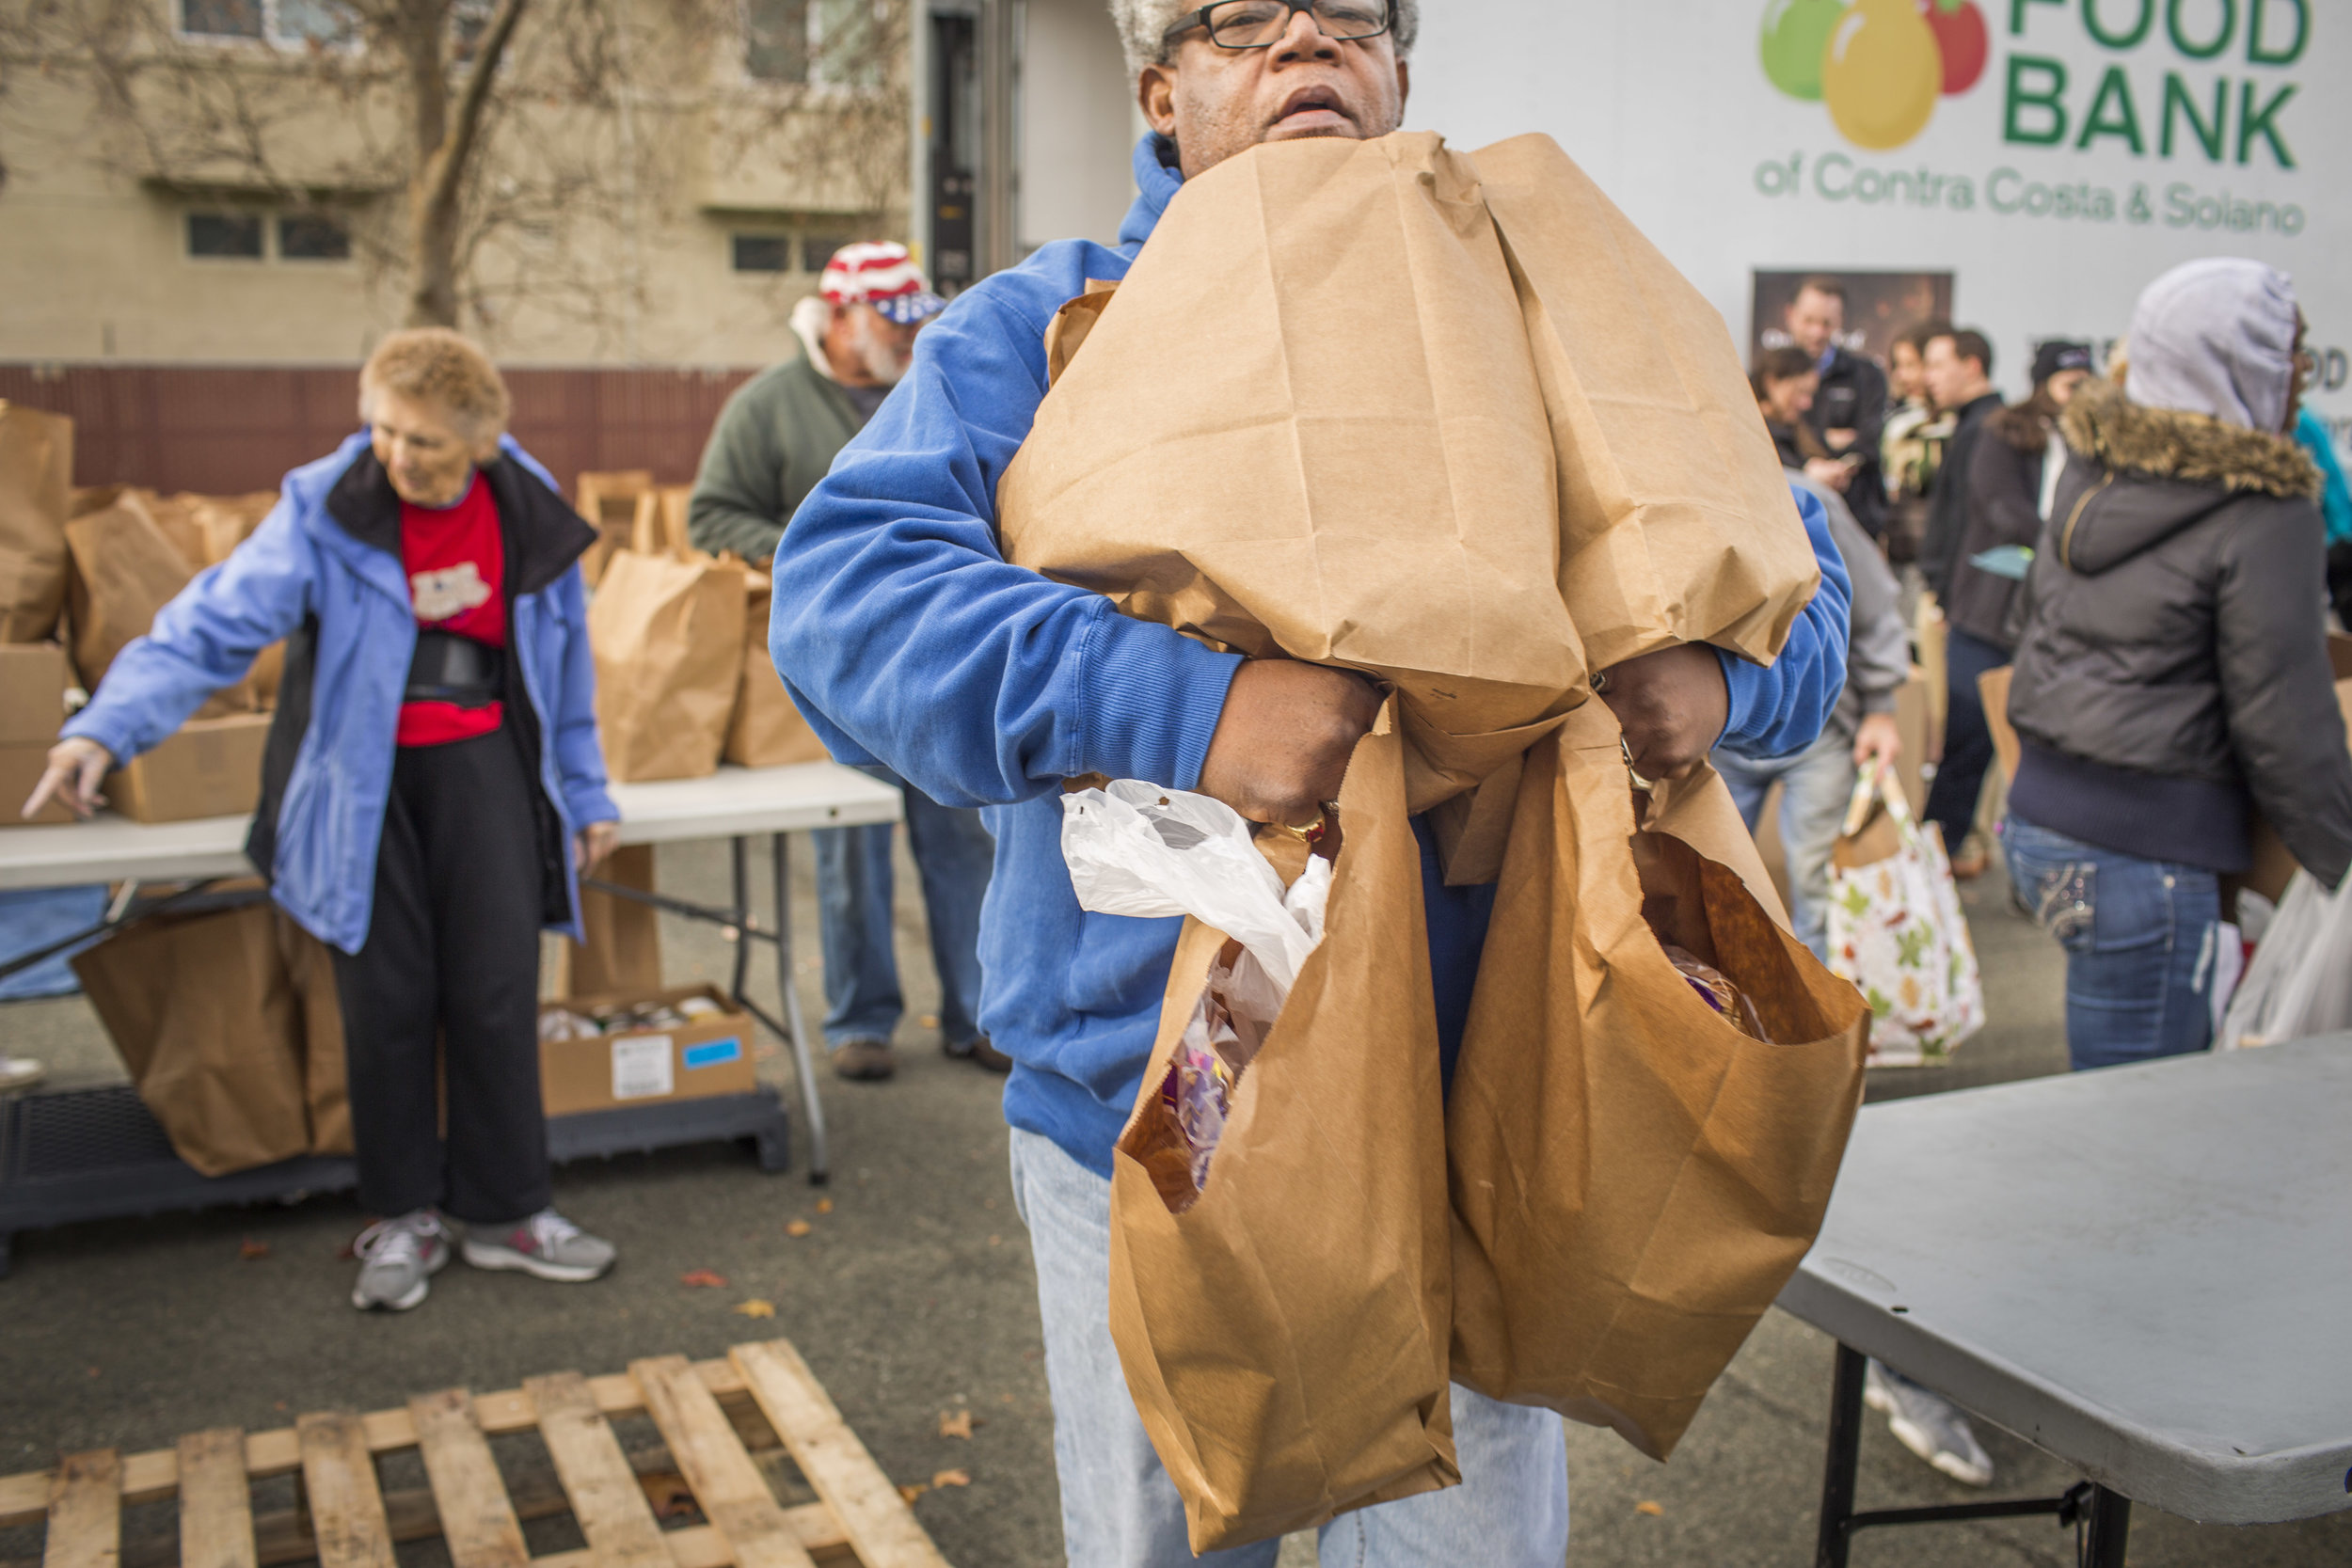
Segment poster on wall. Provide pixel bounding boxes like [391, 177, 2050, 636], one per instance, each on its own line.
[1751, 269, 1954, 363]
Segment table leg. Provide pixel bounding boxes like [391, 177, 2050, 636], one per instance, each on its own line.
[771, 832, 831, 1185]
[1815, 1341, 1867, 1568]
[2082, 1484, 2131, 1568]
[729, 838, 753, 1005]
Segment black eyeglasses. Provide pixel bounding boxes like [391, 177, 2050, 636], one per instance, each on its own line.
[1161, 0, 1393, 51]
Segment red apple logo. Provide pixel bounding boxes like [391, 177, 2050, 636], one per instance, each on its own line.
[1918, 0, 1987, 95]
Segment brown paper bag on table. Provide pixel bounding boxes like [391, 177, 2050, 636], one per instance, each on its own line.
[64, 489, 258, 716]
[587, 548, 745, 782]
[1446, 703, 1869, 1460]
[1108, 709, 1457, 1552]
[0, 402, 73, 642]
[575, 470, 652, 588]
[556, 842, 663, 999]
[72, 903, 313, 1176]
[724, 584, 833, 767]
[1475, 133, 1819, 673]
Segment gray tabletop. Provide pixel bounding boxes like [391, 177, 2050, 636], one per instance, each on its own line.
[1776, 1036, 2352, 1526]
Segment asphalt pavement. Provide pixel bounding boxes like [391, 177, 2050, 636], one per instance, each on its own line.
[3, 834, 2345, 1567]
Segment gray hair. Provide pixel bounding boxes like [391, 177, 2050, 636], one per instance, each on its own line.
[1109, 0, 1419, 77]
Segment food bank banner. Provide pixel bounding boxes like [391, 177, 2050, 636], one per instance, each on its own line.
[1408, 0, 2347, 454]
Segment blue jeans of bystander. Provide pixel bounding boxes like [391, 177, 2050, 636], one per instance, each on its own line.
[814, 767, 993, 1050]
[2001, 816, 2220, 1071]
[1008, 1127, 1569, 1568]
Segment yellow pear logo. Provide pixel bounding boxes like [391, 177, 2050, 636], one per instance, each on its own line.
[1763, 0, 1985, 150]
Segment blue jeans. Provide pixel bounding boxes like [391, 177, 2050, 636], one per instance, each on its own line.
[1714, 726, 1857, 962]
[1924, 627, 2008, 858]
[2001, 816, 2220, 1071]
[814, 767, 993, 1050]
[1008, 1128, 1569, 1567]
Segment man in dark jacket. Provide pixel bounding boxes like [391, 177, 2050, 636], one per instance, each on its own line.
[690, 245, 1005, 1083]
[1784, 277, 1888, 539]
[1916, 326, 2006, 865]
[2006, 259, 2352, 1069]
[1943, 341, 2092, 657]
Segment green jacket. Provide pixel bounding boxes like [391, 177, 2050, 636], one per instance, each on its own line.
[687, 351, 865, 563]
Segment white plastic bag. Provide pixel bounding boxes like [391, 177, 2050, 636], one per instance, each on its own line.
[1824, 766, 1985, 1068]
[2217, 868, 2352, 1050]
[1061, 781, 1331, 1201]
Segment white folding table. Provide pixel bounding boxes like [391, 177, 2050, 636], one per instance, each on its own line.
[0, 763, 902, 1269]
[1777, 1035, 2352, 1565]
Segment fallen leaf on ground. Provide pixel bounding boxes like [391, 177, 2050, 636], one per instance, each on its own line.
[1635, 1500, 1663, 1517]
[931, 1468, 970, 1488]
[732, 1299, 776, 1318]
[638, 1471, 697, 1520]
[918, 1014, 940, 1029]
[897, 1482, 927, 1505]
[938, 1410, 976, 1439]
[988, 1234, 1002, 1246]
[815, 1197, 833, 1214]
[679, 1269, 728, 1288]
[785, 1219, 813, 1238]
[238, 1238, 270, 1260]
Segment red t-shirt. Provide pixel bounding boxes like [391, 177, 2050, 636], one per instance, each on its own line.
[396, 472, 507, 748]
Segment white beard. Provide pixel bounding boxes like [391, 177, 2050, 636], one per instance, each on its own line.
[851, 312, 908, 386]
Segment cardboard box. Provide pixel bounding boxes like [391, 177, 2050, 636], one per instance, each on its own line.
[0, 641, 74, 745]
[539, 984, 758, 1117]
[105, 712, 270, 823]
[1, 741, 73, 825]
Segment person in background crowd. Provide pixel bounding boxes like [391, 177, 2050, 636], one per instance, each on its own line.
[764, 0, 1852, 1556]
[1880, 319, 1956, 565]
[1915, 326, 2006, 875]
[1784, 276, 1888, 538]
[1751, 346, 1858, 498]
[1720, 372, 1907, 961]
[2006, 259, 2352, 1069]
[23, 329, 622, 1312]
[687, 244, 1003, 1083]
[2292, 403, 2352, 627]
[1943, 340, 2094, 660]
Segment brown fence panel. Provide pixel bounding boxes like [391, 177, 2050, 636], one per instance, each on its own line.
[0, 363, 759, 501]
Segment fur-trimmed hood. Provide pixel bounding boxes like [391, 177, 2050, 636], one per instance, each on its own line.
[2054, 378, 2324, 576]
[2060, 376, 2320, 499]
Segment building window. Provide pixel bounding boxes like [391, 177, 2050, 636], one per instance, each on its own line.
[731, 234, 792, 273]
[745, 0, 881, 86]
[801, 235, 849, 273]
[187, 213, 265, 260]
[181, 0, 355, 47]
[743, 0, 809, 83]
[278, 213, 352, 261]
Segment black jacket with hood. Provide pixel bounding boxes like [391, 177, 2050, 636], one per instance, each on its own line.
[1945, 403, 2055, 651]
[2007, 379, 2352, 887]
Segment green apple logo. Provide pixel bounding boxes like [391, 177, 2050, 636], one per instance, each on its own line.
[1760, 0, 1847, 102]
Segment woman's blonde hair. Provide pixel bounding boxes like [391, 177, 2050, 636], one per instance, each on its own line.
[358, 327, 511, 442]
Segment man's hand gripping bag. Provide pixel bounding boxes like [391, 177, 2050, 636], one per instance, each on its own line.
[1107, 707, 1459, 1552]
[1446, 703, 1871, 1459]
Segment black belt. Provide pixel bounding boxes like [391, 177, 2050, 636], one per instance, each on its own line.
[405, 629, 501, 708]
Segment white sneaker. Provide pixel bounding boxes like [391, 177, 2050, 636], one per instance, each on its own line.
[461, 1208, 616, 1283]
[351, 1210, 452, 1311]
[1866, 1359, 1994, 1486]
[0, 1055, 44, 1094]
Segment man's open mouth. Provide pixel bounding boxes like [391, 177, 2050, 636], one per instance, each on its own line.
[1272, 87, 1352, 129]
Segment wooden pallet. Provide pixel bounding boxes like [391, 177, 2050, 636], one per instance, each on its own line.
[0, 1340, 950, 1568]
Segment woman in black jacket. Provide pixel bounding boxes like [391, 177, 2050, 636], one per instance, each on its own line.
[2005, 261, 2352, 1070]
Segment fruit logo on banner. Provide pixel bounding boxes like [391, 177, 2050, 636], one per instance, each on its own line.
[1761, 0, 1988, 149]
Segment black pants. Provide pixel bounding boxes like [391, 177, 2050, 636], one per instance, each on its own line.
[1924, 626, 2008, 858]
[332, 727, 551, 1224]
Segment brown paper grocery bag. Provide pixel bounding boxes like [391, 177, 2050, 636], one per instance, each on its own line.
[73, 903, 313, 1176]
[1475, 135, 1817, 673]
[0, 403, 73, 642]
[587, 550, 745, 782]
[1446, 705, 1868, 1460]
[724, 586, 832, 767]
[576, 470, 652, 588]
[1108, 708, 1458, 1552]
[1000, 132, 1584, 802]
[64, 489, 257, 716]
[557, 842, 663, 998]
[276, 911, 354, 1156]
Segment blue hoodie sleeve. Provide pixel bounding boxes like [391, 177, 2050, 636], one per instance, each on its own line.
[544, 564, 618, 829]
[1714, 484, 1851, 759]
[60, 498, 317, 764]
[769, 284, 1243, 810]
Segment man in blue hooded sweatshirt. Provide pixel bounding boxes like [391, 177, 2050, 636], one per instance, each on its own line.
[771, 3, 1850, 1559]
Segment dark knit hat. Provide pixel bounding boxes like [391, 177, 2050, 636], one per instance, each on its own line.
[2032, 340, 2094, 386]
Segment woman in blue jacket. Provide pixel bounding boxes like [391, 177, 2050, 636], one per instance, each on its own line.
[24, 329, 621, 1312]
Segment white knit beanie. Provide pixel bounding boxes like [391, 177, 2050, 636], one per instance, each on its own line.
[2123, 258, 2299, 433]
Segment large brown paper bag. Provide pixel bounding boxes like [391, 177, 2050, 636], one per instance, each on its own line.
[1476, 135, 1817, 673]
[1446, 703, 1869, 1459]
[1108, 707, 1458, 1552]
[557, 842, 664, 998]
[725, 585, 832, 767]
[0, 403, 72, 642]
[588, 549, 745, 781]
[64, 489, 257, 716]
[276, 911, 353, 1155]
[576, 470, 652, 588]
[72, 903, 313, 1176]
[1000, 132, 1584, 806]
